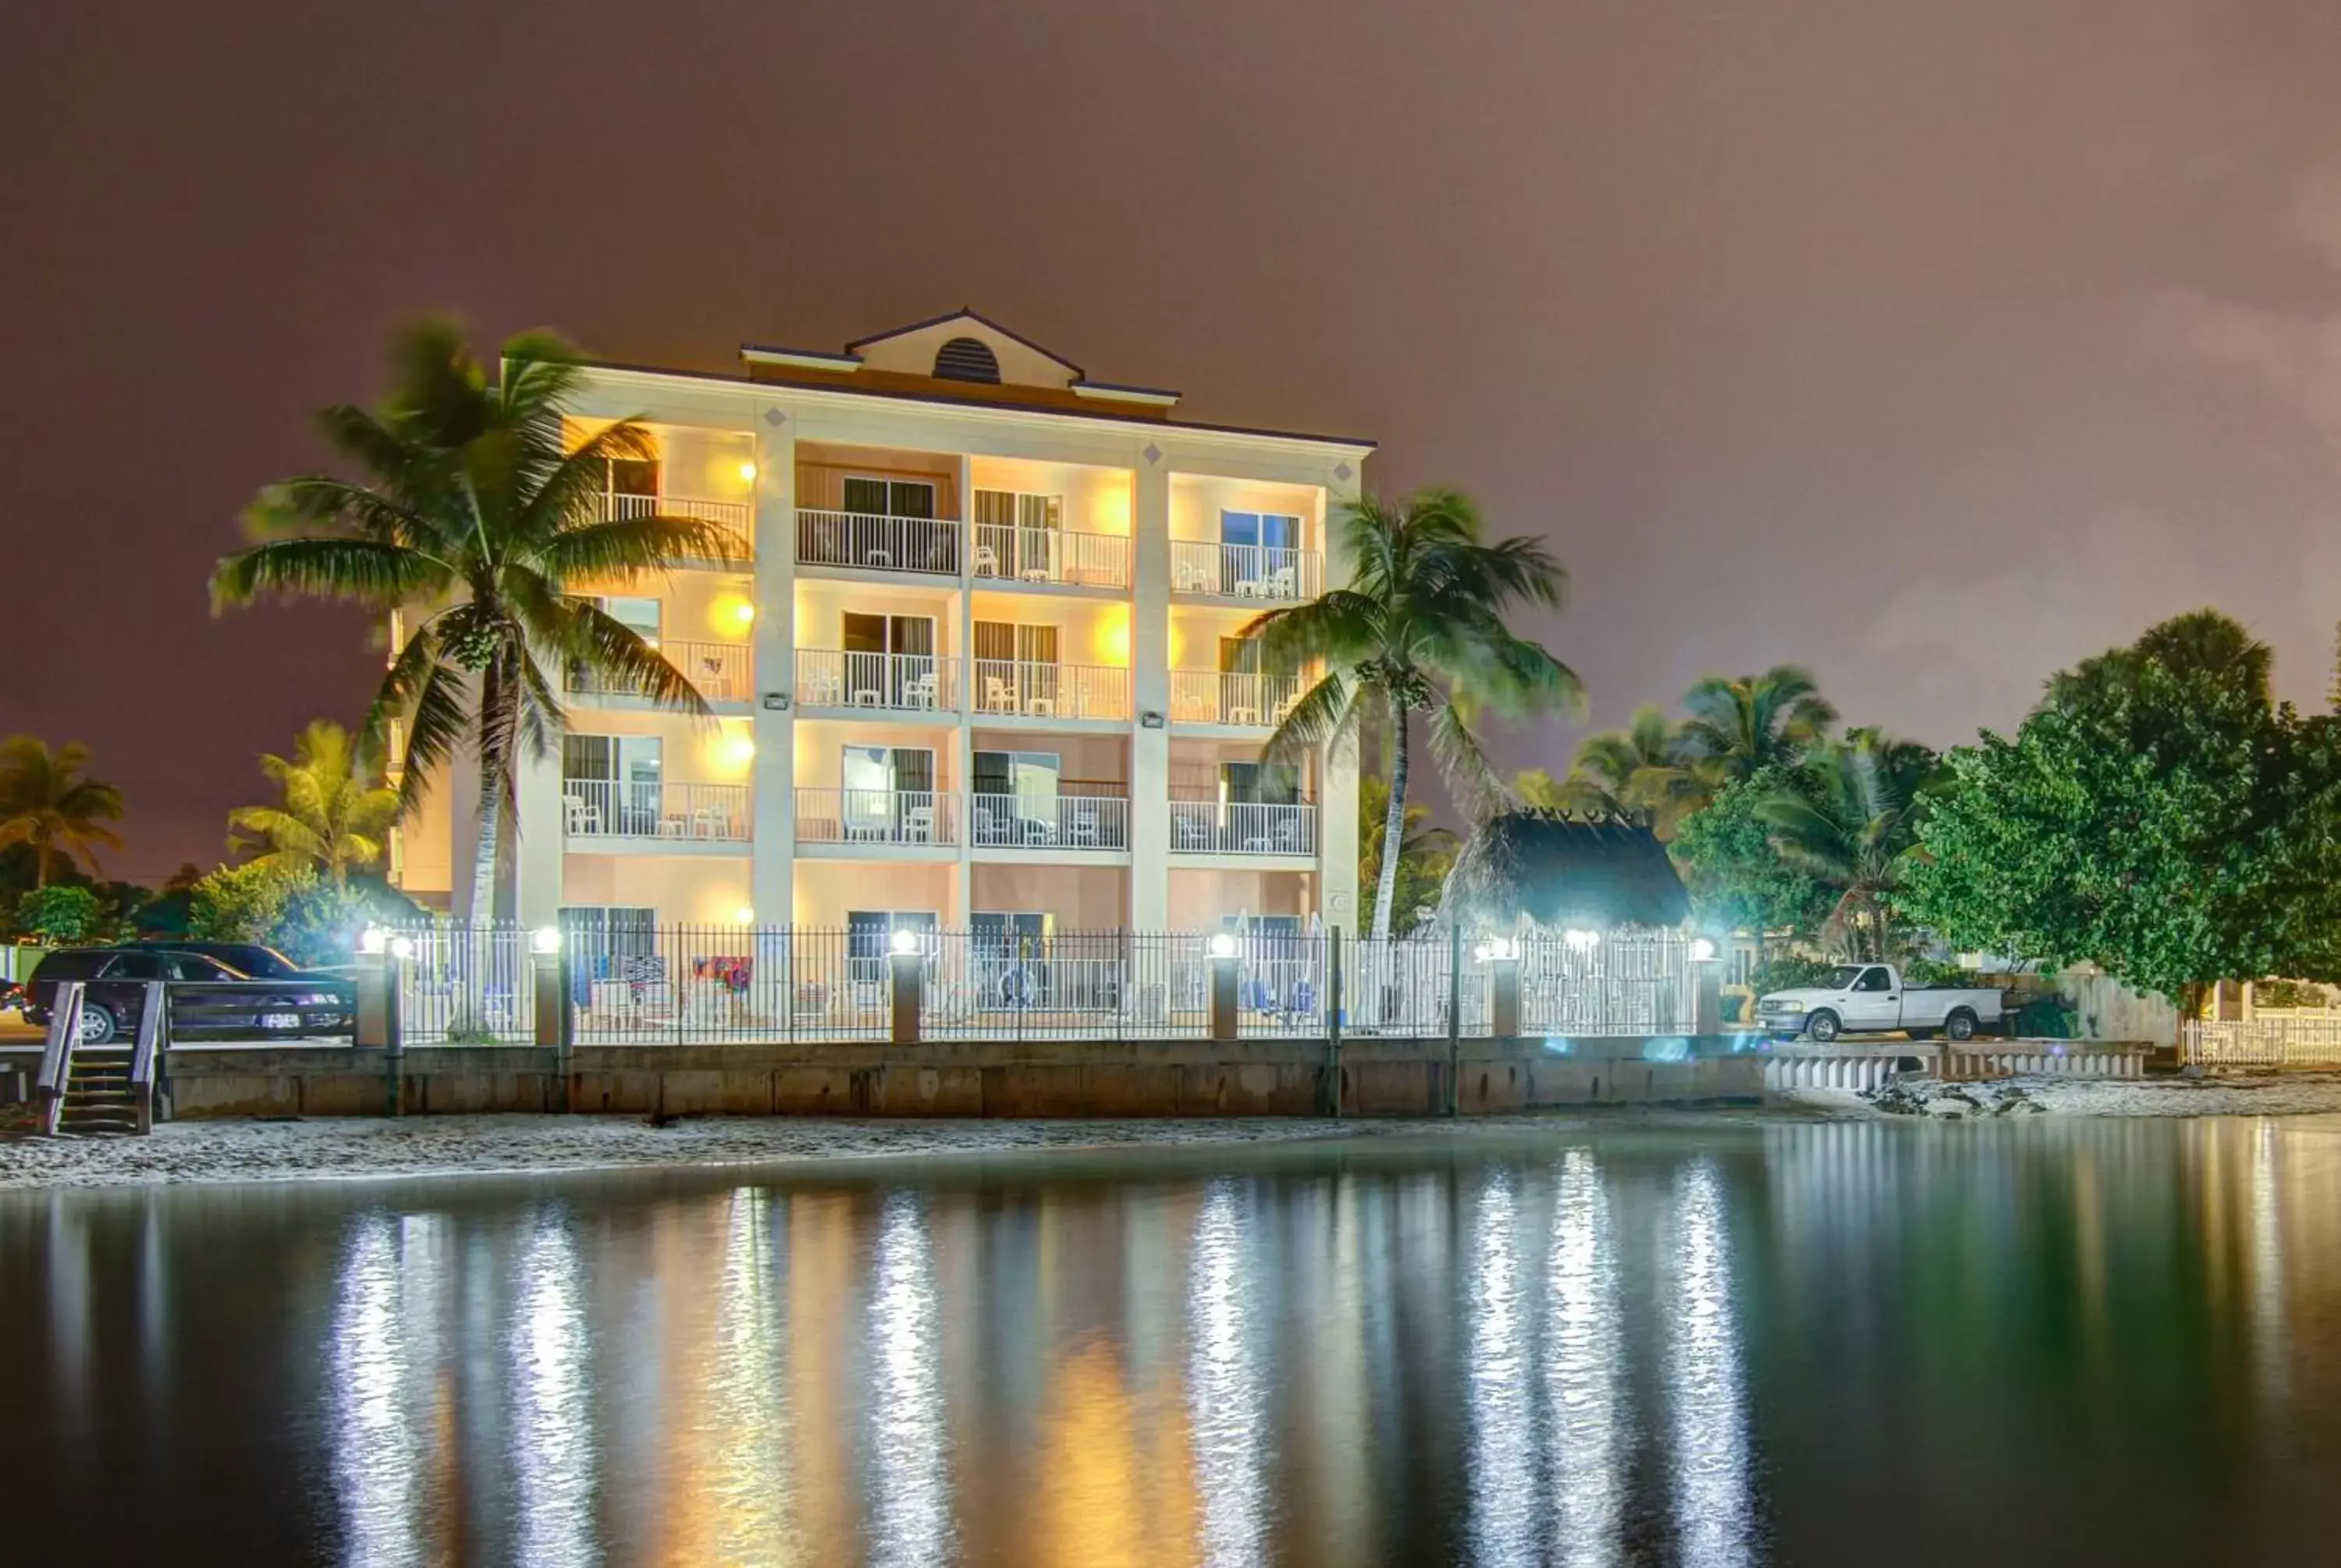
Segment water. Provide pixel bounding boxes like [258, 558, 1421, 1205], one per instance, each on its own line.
[9, 1116, 2341, 1566]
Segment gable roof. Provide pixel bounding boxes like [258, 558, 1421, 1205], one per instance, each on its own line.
[843, 307, 1086, 379]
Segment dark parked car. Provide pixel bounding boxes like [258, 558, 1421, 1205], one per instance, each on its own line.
[23, 948, 355, 1045]
[126, 940, 322, 981]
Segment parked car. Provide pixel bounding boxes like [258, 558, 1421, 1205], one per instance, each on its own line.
[23, 948, 355, 1045]
[126, 940, 325, 981]
[1753, 963, 2003, 1042]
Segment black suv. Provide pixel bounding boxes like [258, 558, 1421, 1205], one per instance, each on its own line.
[23, 948, 355, 1045]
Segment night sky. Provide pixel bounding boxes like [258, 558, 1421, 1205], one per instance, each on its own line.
[9, 2, 2341, 878]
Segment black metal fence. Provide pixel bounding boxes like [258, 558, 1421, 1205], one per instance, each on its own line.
[386, 922, 1703, 1046]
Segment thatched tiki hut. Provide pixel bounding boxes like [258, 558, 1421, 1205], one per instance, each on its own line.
[1440, 811, 1691, 933]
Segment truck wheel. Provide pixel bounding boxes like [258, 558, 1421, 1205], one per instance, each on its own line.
[76, 1003, 118, 1045]
[1945, 1009, 1978, 1042]
[1806, 1010, 1842, 1043]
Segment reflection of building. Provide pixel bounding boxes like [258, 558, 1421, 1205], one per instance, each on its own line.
[392, 310, 1369, 940]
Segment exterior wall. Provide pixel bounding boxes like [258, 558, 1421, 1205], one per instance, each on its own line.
[1169, 868, 1316, 926]
[796, 443, 962, 516]
[563, 855, 752, 924]
[1169, 472, 1325, 547]
[966, 591, 1130, 670]
[967, 455, 1133, 537]
[793, 860, 957, 925]
[793, 577, 963, 654]
[967, 729, 1128, 785]
[969, 864, 1128, 928]
[852, 321, 1079, 388]
[565, 418, 758, 509]
[792, 718, 964, 789]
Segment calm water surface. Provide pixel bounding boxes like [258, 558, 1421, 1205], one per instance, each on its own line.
[9, 1117, 2341, 1566]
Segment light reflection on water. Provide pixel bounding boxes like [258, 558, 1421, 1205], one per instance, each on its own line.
[19, 1118, 2341, 1566]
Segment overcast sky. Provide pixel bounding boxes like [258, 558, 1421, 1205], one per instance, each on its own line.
[8, 1, 2341, 875]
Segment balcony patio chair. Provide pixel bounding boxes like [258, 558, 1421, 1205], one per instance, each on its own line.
[563, 795, 602, 834]
[1263, 566, 1299, 598]
[903, 804, 936, 843]
[1018, 562, 1052, 583]
[801, 672, 841, 708]
[973, 804, 1004, 846]
[901, 671, 937, 708]
[863, 547, 894, 569]
[1068, 801, 1101, 846]
[657, 813, 690, 839]
[1175, 814, 1214, 850]
[1226, 700, 1260, 726]
[973, 543, 1000, 575]
[982, 675, 1019, 713]
[691, 804, 729, 839]
[1020, 814, 1057, 846]
[1233, 576, 1265, 599]
[1175, 562, 1213, 593]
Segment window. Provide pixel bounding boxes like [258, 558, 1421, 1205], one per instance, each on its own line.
[974, 621, 1060, 712]
[1853, 967, 1893, 993]
[598, 596, 662, 643]
[932, 336, 1002, 383]
[1222, 761, 1302, 804]
[104, 952, 165, 981]
[841, 612, 936, 705]
[973, 490, 1063, 579]
[606, 457, 660, 498]
[561, 906, 658, 984]
[972, 750, 1061, 843]
[973, 911, 1053, 1003]
[1219, 509, 1301, 552]
[841, 477, 936, 520]
[841, 746, 935, 839]
[847, 910, 940, 981]
[563, 733, 664, 833]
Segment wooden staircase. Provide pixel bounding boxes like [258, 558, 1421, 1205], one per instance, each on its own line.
[55, 1046, 140, 1134]
[36, 979, 160, 1137]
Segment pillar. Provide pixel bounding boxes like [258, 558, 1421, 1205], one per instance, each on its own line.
[1318, 457, 1362, 931]
[751, 406, 798, 927]
[1130, 452, 1172, 930]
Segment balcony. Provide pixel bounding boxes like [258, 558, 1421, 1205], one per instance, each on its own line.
[795, 788, 960, 846]
[1169, 670, 1304, 729]
[567, 640, 751, 704]
[1170, 799, 1317, 856]
[1170, 541, 1323, 601]
[563, 779, 750, 843]
[796, 510, 962, 576]
[972, 660, 1131, 722]
[972, 525, 1131, 589]
[795, 651, 959, 715]
[598, 493, 754, 561]
[971, 791, 1130, 851]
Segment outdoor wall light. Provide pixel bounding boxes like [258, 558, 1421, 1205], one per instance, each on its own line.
[737, 460, 758, 482]
[725, 733, 758, 766]
[358, 925, 387, 955]
[732, 601, 756, 624]
[889, 928, 920, 955]
[389, 935, 416, 960]
[1208, 932, 1239, 959]
[531, 926, 562, 956]
[734, 906, 756, 925]
[1564, 928, 1600, 953]
[1689, 936, 1718, 963]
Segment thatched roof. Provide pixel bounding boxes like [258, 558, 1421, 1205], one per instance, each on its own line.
[1440, 811, 1691, 931]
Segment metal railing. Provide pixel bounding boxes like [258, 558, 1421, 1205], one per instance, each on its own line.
[1170, 541, 1323, 601]
[969, 792, 1131, 850]
[398, 924, 538, 1044]
[922, 931, 1210, 1039]
[1168, 669, 1305, 727]
[794, 650, 959, 713]
[597, 493, 754, 560]
[971, 525, 1132, 588]
[972, 660, 1131, 720]
[794, 787, 960, 846]
[568, 926, 889, 1042]
[795, 509, 963, 575]
[567, 640, 751, 703]
[1169, 799, 1318, 856]
[2183, 1015, 2341, 1068]
[561, 779, 751, 842]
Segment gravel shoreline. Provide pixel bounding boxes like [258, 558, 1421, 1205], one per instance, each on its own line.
[7, 1075, 2341, 1189]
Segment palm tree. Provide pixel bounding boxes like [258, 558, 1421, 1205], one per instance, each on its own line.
[213, 320, 741, 922]
[1516, 704, 1708, 837]
[1357, 773, 1460, 936]
[1757, 729, 1939, 960]
[1680, 665, 1837, 784]
[228, 720, 402, 886]
[1246, 488, 1579, 940]
[0, 736, 126, 888]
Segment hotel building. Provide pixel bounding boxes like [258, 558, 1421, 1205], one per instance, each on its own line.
[392, 309, 1371, 949]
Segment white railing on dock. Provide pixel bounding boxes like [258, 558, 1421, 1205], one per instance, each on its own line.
[970, 792, 1130, 850]
[567, 639, 751, 703]
[1168, 669, 1304, 727]
[1170, 541, 1322, 600]
[1169, 799, 1316, 856]
[794, 787, 960, 846]
[972, 525, 1132, 588]
[2184, 1016, 2341, 1068]
[794, 649, 959, 713]
[972, 660, 1131, 720]
[561, 779, 751, 842]
[596, 493, 753, 560]
[795, 509, 963, 575]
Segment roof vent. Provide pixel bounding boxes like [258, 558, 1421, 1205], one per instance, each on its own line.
[932, 336, 1002, 383]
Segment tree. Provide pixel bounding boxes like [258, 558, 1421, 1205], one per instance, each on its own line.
[1245, 488, 1579, 939]
[16, 885, 101, 943]
[1679, 665, 1837, 784]
[1517, 704, 1709, 838]
[228, 720, 400, 886]
[1668, 766, 1836, 945]
[1356, 773, 1458, 936]
[186, 860, 300, 943]
[0, 736, 126, 888]
[211, 320, 737, 921]
[1900, 610, 2341, 1009]
[1757, 729, 1940, 960]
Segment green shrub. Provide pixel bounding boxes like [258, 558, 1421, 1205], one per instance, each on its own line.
[15, 885, 101, 942]
[1748, 954, 1838, 994]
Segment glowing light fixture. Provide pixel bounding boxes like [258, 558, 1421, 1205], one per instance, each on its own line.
[737, 459, 758, 482]
[724, 732, 757, 767]
[1208, 932, 1239, 959]
[731, 601, 756, 625]
[889, 928, 920, 955]
[358, 925, 387, 955]
[389, 935, 416, 960]
[531, 926, 562, 956]
[734, 905, 756, 925]
[1689, 936, 1718, 963]
[1564, 928, 1600, 953]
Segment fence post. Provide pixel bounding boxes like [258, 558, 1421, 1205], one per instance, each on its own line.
[1210, 937, 1240, 1042]
[1326, 929, 1344, 1119]
[35, 979, 82, 1136]
[1490, 946, 1522, 1039]
[531, 935, 572, 1110]
[1446, 924, 1463, 1117]
[890, 942, 922, 1045]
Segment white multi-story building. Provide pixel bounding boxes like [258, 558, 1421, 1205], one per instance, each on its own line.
[393, 309, 1371, 949]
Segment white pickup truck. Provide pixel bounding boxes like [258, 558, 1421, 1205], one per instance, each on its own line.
[1753, 963, 2002, 1042]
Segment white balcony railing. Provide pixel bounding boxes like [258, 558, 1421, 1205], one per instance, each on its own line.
[597, 493, 754, 561]
[1169, 799, 1317, 856]
[970, 792, 1131, 851]
[567, 640, 751, 704]
[972, 525, 1132, 589]
[562, 779, 751, 842]
[794, 650, 959, 714]
[1168, 669, 1305, 728]
[796, 510, 963, 575]
[794, 788, 960, 846]
[972, 660, 1131, 721]
[1169, 541, 1322, 601]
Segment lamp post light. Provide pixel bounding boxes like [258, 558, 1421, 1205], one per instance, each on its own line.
[888, 927, 923, 1043]
[1208, 932, 1240, 1041]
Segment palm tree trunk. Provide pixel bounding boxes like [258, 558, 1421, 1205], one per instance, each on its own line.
[468, 766, 501, 925]
[1372, 704, 1410, 942]
[34, 839, 48, 890]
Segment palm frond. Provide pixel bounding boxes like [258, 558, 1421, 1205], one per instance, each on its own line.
[211, 537, 449, 610]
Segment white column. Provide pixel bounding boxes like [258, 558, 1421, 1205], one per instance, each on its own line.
[750, 408, 798, 927]
[1130, 454, 1172, 929]
[1317, 463, 1362, 932]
